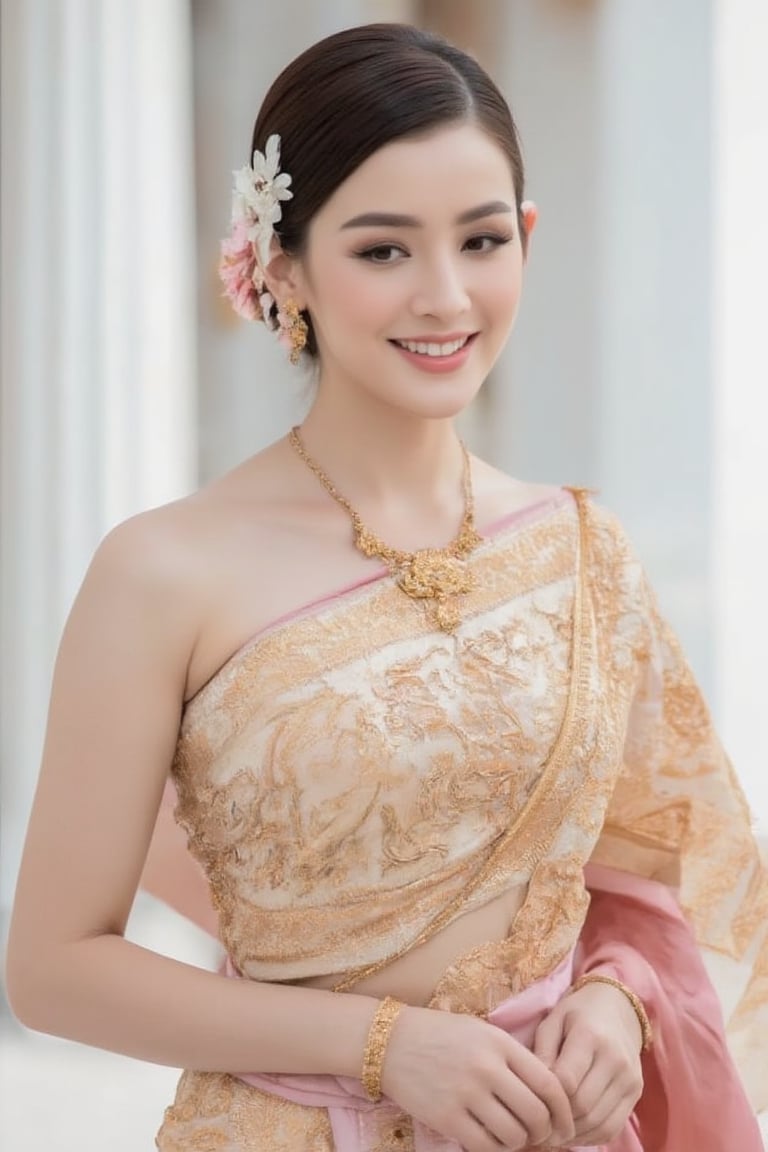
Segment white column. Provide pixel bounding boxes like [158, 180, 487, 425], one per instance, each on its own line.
[100, 0, 197, 524]
[712, 0, 768, 826]
[0, 0, 196, 912]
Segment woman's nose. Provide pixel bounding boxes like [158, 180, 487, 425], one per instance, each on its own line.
[411, 256, 471, 320]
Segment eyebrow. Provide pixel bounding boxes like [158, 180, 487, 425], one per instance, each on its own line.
[340, 200, 514, 230]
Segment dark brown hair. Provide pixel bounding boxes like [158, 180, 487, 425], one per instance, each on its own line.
[250, 23, 526, 355]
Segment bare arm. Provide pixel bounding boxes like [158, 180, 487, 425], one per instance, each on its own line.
[140, 780, 220, 940]
[5, 511, 378, 1077]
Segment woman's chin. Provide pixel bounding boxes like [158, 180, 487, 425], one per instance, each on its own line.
[396, 384, 485, 422]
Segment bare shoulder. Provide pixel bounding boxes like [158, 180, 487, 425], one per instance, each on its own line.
[84, 496, 215, 626]
[93, 497, 202, 584]
[49, 500, 206, 716]
[95, 441, 330, 700]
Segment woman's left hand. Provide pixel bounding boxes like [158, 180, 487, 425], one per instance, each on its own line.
[531, 980, 644, 1145]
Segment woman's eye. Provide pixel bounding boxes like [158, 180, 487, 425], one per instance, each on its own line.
[357, 244, 407, 264]
[463, 233, 512, 253]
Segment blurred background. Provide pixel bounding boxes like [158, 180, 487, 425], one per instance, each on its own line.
[1, 0, 767, 1147]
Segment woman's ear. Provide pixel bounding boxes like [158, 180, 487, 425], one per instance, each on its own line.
[520, 200, 538, 261]
[262, 244, 307, 312]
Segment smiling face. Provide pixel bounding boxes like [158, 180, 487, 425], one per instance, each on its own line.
[284, 122, 535, 421]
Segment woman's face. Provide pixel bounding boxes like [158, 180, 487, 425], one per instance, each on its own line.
[292, 122, 535, 421]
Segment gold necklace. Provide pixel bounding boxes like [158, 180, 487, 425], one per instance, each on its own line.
[288, 426, 483, 632]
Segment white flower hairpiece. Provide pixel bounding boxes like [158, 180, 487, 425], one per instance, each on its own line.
[231, 134, 293, 266]
[219, 133, 293, 326]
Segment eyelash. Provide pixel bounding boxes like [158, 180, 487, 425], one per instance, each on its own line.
[356, 233, 513, 264]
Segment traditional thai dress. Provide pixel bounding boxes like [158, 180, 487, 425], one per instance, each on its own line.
[152, 490, 767, 1151]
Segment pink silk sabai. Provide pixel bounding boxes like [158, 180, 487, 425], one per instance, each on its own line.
[223, 865, 762, 1152]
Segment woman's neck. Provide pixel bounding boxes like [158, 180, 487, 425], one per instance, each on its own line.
[297, 393, 467, 513]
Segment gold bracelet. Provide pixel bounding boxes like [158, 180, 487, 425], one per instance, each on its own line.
[571, 973, 653, 1051]
[361, 996, 404, 1102]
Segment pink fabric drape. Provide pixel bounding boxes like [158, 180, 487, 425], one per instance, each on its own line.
[578, 865, 763, 1152]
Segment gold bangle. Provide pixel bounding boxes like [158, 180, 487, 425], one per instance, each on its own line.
[571, 973, 653, 1051]
[361, 996, 404, 1102]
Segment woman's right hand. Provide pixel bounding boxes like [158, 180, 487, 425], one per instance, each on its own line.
[381, 1005, 576, 1151]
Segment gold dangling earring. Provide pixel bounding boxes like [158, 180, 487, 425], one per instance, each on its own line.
[280, 299, 309, 365]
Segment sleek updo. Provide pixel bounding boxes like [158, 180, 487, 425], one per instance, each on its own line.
[251, 23, 526, 356]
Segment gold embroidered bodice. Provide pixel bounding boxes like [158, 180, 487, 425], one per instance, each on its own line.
[159, 492, 768, 1151]
[174, 494, 582, 986]
[171, 490, 751, 994]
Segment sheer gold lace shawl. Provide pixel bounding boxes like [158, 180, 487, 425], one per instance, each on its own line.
[584, 510, 768, 1111]
[170, 493, 766, 1057]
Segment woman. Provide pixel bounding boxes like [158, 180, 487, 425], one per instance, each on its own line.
[6, 23, 766, 1152]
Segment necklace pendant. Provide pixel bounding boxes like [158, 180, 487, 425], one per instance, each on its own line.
[396, 551, 474, 632]
[397, 551, 473, 600]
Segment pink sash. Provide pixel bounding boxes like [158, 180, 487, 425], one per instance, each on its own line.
[226, 949, 599, 1152]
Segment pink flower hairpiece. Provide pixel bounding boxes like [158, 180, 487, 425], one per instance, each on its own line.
[219, 134, 293, 327]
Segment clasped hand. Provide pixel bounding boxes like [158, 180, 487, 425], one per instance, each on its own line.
[532, 981, 644, 1147]
[381, 982, 643, 1151]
